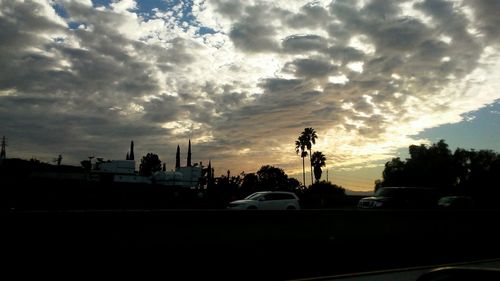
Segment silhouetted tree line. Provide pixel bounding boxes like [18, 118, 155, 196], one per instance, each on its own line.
[205, 165, 346, 209]
[376, 140, 500, 207]
[205, 165, 302, 208]
[1, 157, 347, 210]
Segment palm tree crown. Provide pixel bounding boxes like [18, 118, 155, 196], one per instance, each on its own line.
[302, 128, 317, 149]
[311, 151, 326, 182]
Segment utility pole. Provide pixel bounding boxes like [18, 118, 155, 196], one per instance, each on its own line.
[0, 136, 6, 159]
[187, 139, 192, 167]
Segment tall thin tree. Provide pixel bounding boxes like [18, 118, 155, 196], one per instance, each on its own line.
[175, 145, 180, 169]
[300, 128, 317, 186]
[129, 140, 134, 160]
[295, 134, 308, 187]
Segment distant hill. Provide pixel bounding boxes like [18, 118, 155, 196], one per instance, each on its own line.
[345, 189, 373, 196]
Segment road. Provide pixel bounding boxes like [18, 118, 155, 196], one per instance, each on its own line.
[4, 209, 500, 280]
[293, 259, 500, 281]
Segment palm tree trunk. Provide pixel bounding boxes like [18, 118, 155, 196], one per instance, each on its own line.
[302, 156, 306, 187]
[309, 149, 313, 186]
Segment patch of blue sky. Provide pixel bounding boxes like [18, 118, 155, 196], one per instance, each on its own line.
[55, 1, 216, 35]
[67, 22, 82, 30]
[51, 2, 83, 30]
[52, 2, 69, 18]
[416, 99, 500, 152]
[91, 0, 113, 8]
[148, 0, 216, 35]
[91, 0, 170, 15]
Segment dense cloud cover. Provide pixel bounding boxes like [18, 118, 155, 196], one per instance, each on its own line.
[1, 0, 500, 186]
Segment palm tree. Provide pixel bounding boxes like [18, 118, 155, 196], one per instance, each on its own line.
[311, 151, 326, 183]
[295, 135, 308, 187]
[301, 128, 317, 186]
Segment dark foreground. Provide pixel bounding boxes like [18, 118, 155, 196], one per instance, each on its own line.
[3, 209, 500, 280]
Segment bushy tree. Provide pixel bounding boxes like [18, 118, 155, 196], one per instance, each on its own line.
[240, 173, 259, 195]
[239, 166, 301, 193]
[256, 165, 290, 191]
[378, 140, 456, 190]
[139, 153, 161, 176]
[303, 181, 346, 208]
[287, 178, 302, 191]
[80, 160, 91, 171]
[377, 140, 500, 207]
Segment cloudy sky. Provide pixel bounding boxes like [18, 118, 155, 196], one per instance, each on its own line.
[1, 0, 500, 191]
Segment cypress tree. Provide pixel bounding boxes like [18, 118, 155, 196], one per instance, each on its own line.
[176, 145, 180, 169]
[129, 141, 134, 160]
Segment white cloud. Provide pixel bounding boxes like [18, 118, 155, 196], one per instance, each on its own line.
[111, 0, 138, 13]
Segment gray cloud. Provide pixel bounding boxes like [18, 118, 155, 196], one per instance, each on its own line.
[362, 0, 402, 20]
[284, 58, 337, 78]
[0, 0, 199, 164]
[282, 35, 328, 52]
[211, 0, 244, 19]
[229, 22, 278, 52]
[142, 96, 181, 123]
[328, 46, 365, 64]
[467, 0, 500, 43]
[260, 78, 304, 93]
[327, 23, 352, 46]
[227, 4, 282, 53]
[285, 3, 330, 29]
[373, 18, 431, 52]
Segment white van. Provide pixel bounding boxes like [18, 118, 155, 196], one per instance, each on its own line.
[227, 191, 301, 210]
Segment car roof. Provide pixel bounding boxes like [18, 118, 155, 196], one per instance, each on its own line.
[252, 191, 294, 194]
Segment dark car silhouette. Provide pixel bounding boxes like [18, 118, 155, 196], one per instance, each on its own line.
[437, 196, 475, 209]
[358, 186, 441, 209]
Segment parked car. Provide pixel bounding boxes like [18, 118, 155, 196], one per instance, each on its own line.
[357, 186, 441, 209]
[227, 191, 300, 210]
[417, 266, 500, 281]
[437, 196, 475, 209]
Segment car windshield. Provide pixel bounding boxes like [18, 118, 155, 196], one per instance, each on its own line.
[375, 188, 438, 199]
[245, 193, 265, 200]
[439, 197, 455, 203]
[375, 188, 406, 198]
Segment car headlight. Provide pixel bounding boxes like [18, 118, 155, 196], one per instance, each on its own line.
[373, 201, 384, 207]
